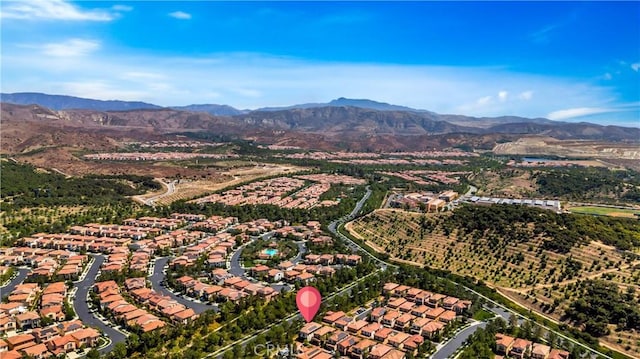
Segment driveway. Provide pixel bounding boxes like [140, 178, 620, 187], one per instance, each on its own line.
[73, 255, 127, 354]
[148, 257, 218, 314]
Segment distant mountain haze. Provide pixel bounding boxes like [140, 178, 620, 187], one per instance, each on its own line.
[1, 92, 638, 143]
[0, 92, 161, 111]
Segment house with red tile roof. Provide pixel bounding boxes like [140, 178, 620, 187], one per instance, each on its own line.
[368, 343, 393, 359]
[531, 343, 551, 359]
[172, 308, 197, 325]
[382, 311, 401, 327]
[349, 338, 376, 359]
[324, 331, 349, 352]
[70, 327, 101, 348]
[47, 334, 77, 354]
[549, 348, 570, 359]
[387, 297, 407, 309]
[15, 311, 40, 329]
[322, 311, 346, 325]
[510, 338, 532, 359]
[345, 319, 368, 334]
[438, 310, 457, 323]
[360, 322, 382, 338]
[394, 313, 416, 331]
[421, 321, 444, 339]
[40, 305, 65, 322]
[299, 322, 322, 341]
[6, 334, 35, 350]
[370, 307, 386, 322]
[425, 307, 446, 320]
[336, 335, 360, 356]
[0, 315, 17, 334]
[388, 331, 411, 349]
[21, 343, 51, 359]
[374, 327, 394, 342]
[309, 325, 335, 347]
[382, 282, 399, 295]
[496, 334, 516, 355]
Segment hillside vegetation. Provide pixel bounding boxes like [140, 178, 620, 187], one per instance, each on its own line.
[534, 167, 640, 203]
[350, 207, 637, 288]
[348, 206, 640, 357]
[1, 160, 160, 208]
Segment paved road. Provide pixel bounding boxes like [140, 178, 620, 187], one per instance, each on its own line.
[290, 241, 306, 264]
[431, 321, 486, 359]
[144, 179, 176, 206]
[73, 255, 127, 354]
[148, 257, 218, 314]
[0, 268, 30, 296]
[328, 186, 395, 270]
[228, 245, 247, 277]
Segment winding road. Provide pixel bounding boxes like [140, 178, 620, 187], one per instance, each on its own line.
[431, 321, 486, 359]
[328, 186, 393, 270]
[73, 255, 127, 354]
[140, 179, 176, 206]
[0, 268, 30, 296]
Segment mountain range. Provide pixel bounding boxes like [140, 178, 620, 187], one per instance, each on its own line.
[1, 92, 639, 155]
[1, 92, 575, 128]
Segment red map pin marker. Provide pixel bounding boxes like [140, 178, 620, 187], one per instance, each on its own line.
[296, 286, 321, 322]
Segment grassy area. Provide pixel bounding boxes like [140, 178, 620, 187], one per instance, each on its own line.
[570, 206, 639, 218]
[472, 309, 496, 321]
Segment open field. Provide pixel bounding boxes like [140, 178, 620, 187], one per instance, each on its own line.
[569, 206, 640, 218]
[137, 163, 304, 205]
[15, 147, 233, 179]
[474, 168, 538, 198]
[493, 136, 640, 165]
[347, 208, 640, 358]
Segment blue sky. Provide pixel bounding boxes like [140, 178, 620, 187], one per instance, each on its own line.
[1, 1, 639, 126]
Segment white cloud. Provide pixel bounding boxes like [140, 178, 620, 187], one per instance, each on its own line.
[59, 81, 151, 101]
[602, 72, 612, 80]
[168, 11, 191, 20]
[518, 91, 533, 100]
[112, 5, 133, 12]
[1, 0, 115, 21]
[547, 107, 614, 121]
[476, 96, 492, 105]
[632, 63, 640, 72]
[498, 91, 508, 102]
[40, 39, 100, 57]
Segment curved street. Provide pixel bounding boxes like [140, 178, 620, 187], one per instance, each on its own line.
[430, 321, 486, 359]
[228, 244, 247, 277]
[149, 257, 218, 314]
[0, 267, 30, 295]
[73, 255, 127, 354]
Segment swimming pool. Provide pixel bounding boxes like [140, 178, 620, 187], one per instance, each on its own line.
[264, 248, 279, 256]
